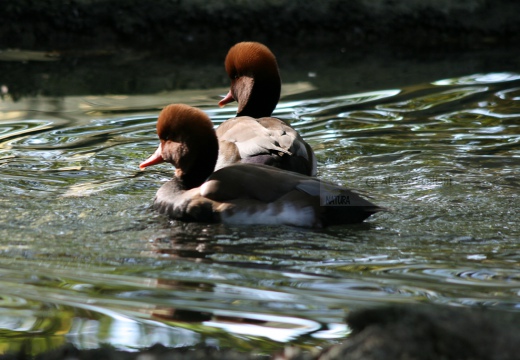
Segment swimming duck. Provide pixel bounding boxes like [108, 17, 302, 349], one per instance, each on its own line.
[140, 104, 381, 227]
[216, 42, 317, 176]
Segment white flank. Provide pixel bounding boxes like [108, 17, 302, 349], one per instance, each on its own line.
[221, 203, 316, 227]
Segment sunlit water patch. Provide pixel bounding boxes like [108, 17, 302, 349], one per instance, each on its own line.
[0, 72, 519, 355]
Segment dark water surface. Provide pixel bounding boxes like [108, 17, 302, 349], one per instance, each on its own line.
[0, 50, 519, 356]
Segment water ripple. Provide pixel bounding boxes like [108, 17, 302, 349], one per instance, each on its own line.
[377, 86, 489, 112]
[432, 72, 520, 86]
[0, 72, 520, 352]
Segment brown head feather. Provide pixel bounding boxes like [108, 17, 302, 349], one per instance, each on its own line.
[156, 104, 218, 189]
[223, 42, 281, 117]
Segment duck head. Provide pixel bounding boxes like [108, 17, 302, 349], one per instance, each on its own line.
[139, 104, 219, 189]
[218, 42, 281, 118]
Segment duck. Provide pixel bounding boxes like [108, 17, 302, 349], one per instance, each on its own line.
[216, 41, 317, 176]
[139, 104, 381, 228]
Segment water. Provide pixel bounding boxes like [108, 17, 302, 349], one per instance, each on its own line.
[0, 50, 519, 356]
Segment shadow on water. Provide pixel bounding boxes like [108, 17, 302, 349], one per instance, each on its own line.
[0, 48, 519, 356]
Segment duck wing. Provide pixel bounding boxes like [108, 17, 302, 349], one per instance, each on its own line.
[201, 164, 382, 226]
[216, 117, 316, 176]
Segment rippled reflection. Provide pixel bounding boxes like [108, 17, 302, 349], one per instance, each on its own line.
[432, 72, 520, 85]
[0, 72, 519, 355]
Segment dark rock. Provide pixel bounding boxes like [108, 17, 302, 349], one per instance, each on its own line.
[319, 304, 520, 360]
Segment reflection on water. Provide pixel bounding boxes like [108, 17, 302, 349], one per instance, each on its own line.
[0, 70, 519, 356]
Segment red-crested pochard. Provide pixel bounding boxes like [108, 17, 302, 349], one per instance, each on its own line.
[140, 104, 381, 227]
[216, 42, 317, 176]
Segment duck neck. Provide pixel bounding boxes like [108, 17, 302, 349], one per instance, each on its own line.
[176, 137, 219, 190]
[177, 169, 211, 190]
[235, 76, 281, 118]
